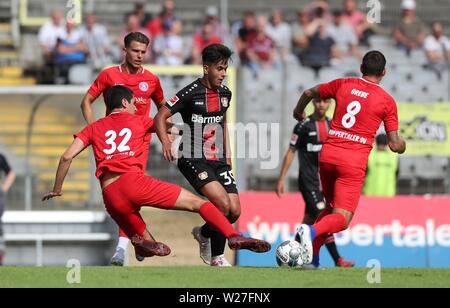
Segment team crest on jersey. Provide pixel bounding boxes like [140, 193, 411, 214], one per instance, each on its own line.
[139, 82, 149, 92]
[168, 95, 179, 107]
[221, 97, 229, 108]
[198, 171, 209, 181]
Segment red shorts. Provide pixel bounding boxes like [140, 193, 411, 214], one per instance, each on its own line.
[319, 162, 366, 213]
[102, 173, 182, 238]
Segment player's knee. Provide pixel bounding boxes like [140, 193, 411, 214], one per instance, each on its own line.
[212, 197, 232, 216]
[227, 207, 241, 223]
[188, 197, 205, 212]
[227, 213, 239, 224]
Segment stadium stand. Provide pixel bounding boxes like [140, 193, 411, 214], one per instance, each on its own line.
[0, 87, 96, 210]
[2, 211, 116, 266]
[0, 0, 35, 85]
[0, 0, 449, 198]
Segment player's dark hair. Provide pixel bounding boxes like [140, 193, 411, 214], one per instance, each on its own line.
[361, 50, 386, 77]
[124, 32, 150, 48]
[202, 44, 233, 66]
[106, 85, 134, 110]
[376, 134, 388, 146]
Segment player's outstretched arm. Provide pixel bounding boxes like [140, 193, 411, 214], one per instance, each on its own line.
[155, 107, 176, 161]
[42, 138, 86, 201]
[276, 147, 296, 198]
[80, 93, 97, 125]
[387, 131, 406, 154]
[293, 86, 321, 121]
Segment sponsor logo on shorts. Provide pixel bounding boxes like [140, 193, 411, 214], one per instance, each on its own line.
[198, 171, 209, 181]
[168, 95, 179, 107]
[139, 82, 149, 92]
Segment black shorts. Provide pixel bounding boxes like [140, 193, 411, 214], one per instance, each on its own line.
[178, 157, 239, 195]
[300, 189, 325, 218]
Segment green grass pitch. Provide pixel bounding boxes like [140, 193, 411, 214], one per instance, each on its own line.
[1, 267, 449, 288]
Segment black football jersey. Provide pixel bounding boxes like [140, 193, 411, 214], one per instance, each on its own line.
[290, 116, 330, 191]
[165, 79, 232, 162]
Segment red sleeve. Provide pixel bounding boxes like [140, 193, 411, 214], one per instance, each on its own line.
[88, 70, 109, 99]
[319, 78, 345, 99]
[142, 116, 155, 134]
[74, 125, 93, 147]
[384, 96, 399, 133]
[151, 76, 165, 106]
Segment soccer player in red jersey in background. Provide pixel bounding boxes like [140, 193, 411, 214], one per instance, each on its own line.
[80, 32, 167, 266]
[43, 85, 271, 261]
[293, 51, 406, 267]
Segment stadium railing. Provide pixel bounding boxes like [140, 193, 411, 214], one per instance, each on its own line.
[2, 211, 116, 266]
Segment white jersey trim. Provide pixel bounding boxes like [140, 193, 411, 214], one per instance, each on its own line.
[359, 77, 381, 88]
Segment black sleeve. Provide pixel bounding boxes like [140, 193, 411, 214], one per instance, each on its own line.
[289, 123, 303, 149]
[0, 154, 11, 175]
[165, 86, 194, 115]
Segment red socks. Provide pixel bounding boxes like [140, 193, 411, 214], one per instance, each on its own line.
[313, 213, 347, 238]
[199, 202, 239, 238]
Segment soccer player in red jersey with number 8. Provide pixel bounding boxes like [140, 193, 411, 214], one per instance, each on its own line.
[293, 51, 406, 267]
[43, 85, 271, 261]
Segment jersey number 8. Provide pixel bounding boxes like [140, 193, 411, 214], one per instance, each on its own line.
[341, 101, 361, 129]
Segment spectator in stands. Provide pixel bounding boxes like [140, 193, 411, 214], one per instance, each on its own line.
[292, 10, 312, 65]
[342, 0, 375, 47]
[328, 10, 361, 60]
[125, 2, 152, 28]
[266, 9, 293, 60]
[204, 6, 229, 42]
[38, 9, 65, 61]
[307, 0, 332, 22]
[0, 153, 15, 266]
[302, 16, 336, 74]
[153, 20, 184, 65]
[393, 0, 427, 55]
[363, 134, 399, 197]
[424, 22, 450, 80]
[117, 14, 152, 63]
[145, 0, 176, 39]
[190, 22, 222, 64]
[53, 20, 88, 84]
[79, 13, 113, 70]
[245, 15, 276, 76]
[234, 11, 257, 65]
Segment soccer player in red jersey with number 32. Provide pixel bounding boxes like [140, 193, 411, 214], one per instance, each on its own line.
[80, 32, 166, 266]
[43, 85, 271, 261]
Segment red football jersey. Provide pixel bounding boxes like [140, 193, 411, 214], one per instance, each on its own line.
[75, 112, 155, 179]
[88, 66, 165, 117]
[319, 77, 399, 169]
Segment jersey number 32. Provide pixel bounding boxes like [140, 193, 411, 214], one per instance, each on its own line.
[103, 128, 132, 155]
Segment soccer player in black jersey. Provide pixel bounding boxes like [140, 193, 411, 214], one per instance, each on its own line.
[276, 98, 355, 268]
[155, 44, 241, 266]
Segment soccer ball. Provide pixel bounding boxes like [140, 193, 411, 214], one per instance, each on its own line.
[276, 240, 303, 268]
